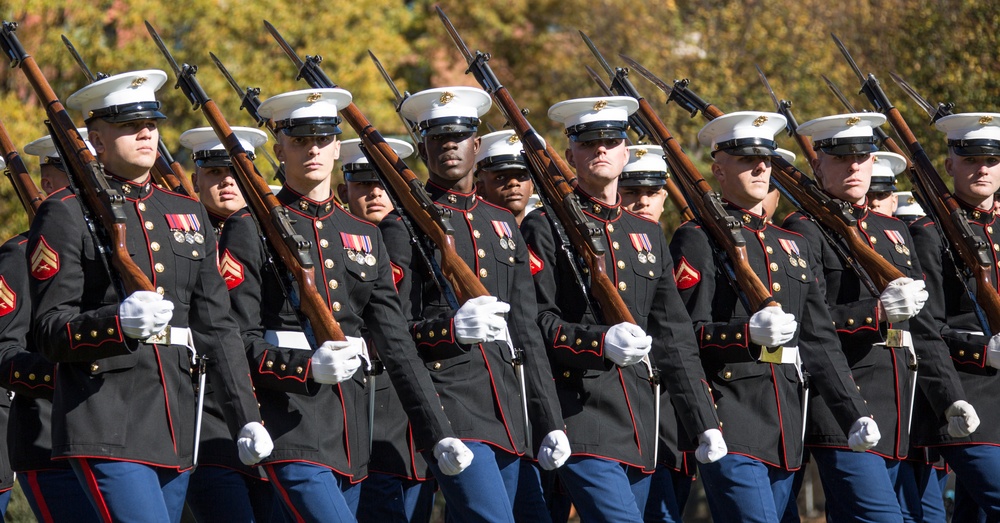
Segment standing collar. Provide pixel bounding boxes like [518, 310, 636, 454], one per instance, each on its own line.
[426, 180, 478, 210]
[277, 186, 338, 217]
[575, 186, 621, 222]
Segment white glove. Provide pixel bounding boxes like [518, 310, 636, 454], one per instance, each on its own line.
[310, 337, 366, 385]
[454, 296, 510, 344]
[748, 306, 797, 347]
[537, 430, 571, 471]
[433, 437, 474, 476]
[119, 291, 174, 339]
[695, 428, 727, 464]
[604, 323, 652, 367]
[987, 334, 1000, 370]
[848, 417, 881, 452]
[879, 277, 929, 323]
[946, 400, 980, 438]
[236, 422, 273, 466]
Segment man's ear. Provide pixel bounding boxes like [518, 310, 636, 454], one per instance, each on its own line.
[190, 170, 200, 193]
[810, 157, 823, 187]
[417, 142, 428, 163]
[336, 183, 348, 203]
[472, 136, 481, 155]
[564, 148, 575, 169]
[945, 156, 954, 177]
[711, 161, 725, 182]
[273, 141, 285, 162]
[88, 127, 105, 155]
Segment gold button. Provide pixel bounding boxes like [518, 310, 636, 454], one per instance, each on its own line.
[974, 353, 981, 360]
[107, 328, 115, 335]
[766, 246, 774, 254]
[865, 317, 873, 324]
[74, 334, 82, 341]
[612, 241, 620, 250]
[91, 363, 99, 372]
[847, 318, 855, 326]
[989, 226, 994, 234]
[861, 222, 868, 230]
[870, 236, 877, 244]
[155, 263, 165, 273]
[156, 287, 165, 295]
[441, 329, 448, 336]
[433, 362, 442, 370]
[648, 270, 654, 277]
[560, 335, 567, 342]
[429, 330, 435, 338]
[770, 262, 778, 272]
[266, 361, 273, 368]
[758, 232, 765, 239]
[618, 281, 627, 291]
[958, 350, 966, 357]
[280, 364, 286, 371]
[478, 249, 486, 258]
[594, 204, 602, 213]
[705, 334, 712, 341]
[329, 280, 339, 289]
[575, 338, 582, 345]
[145, 221, 154, 230]
[296, 366, 303, 374]
[12, 372, 18, 379]
[360, 272, 366, 278]
[90, 330, 98, 338]
[720, 334, 727, 340]
[563, 371, 571, 378]
[416, 333, 422, 340]
[480, 268, 488, 278]
[474, 230, 481, 238]
[994, 244, 999, 252]
[735, 333, 742, 340]
[906, 260, 912, 266]
[192, 251, 199, 257]
[466, 213, 474, 221]
[974, 211, 982, 219]
[591, 340, 599, 347]
[320, 239, 329, 248]
[316, 221, 324, 230]
[617, 260, 625, 269]
[325, 259, 334, 269]
[801, 274, 807, 280]
[724, 371, 732, 379]
[607, 224, 615, 233]
[300, 201, 309, 211]
[28, 373, 35, 380]
[332, 302, 342, 312]
[138, 202, 146, 211]
[772, 282, 781, 292]
[44, 375, 51, 382]
[151, 241, 160, 251]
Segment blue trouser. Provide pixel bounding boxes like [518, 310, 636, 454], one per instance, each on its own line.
[19, 469, 101, 523]
[426, 441, 519, 523]
[556, 455, 651, 523]
[357, 472, 436, 523]
[514, 460, 552, 523]
[697, 454, 794, 523]
[70, 458, 191, 523]
[643, 465, 692, 523]
[810, 448, 904, 523]
[263, 462, 361, 523]
[895, 461, 948, 523]
[186, 465, 279, 523]
[780, 461, 808, 523]
[940, 444, 1000, 521]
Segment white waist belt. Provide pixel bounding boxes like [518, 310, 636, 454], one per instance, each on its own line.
[145, 326, 193, 349]
[265, 330, 312, 350]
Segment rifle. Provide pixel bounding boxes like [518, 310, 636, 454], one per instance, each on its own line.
[366, 51, 424, 150]
[580, 32, 778, 313]
[145, 20, 346, 344]
[0, 21, 153, 294]
[755, 65, 818, 165]
[0, 115, 43, 222]
[61, 34, 195, 196]
[262, 20, 490, 304]
[582, 63, 695, 223]
[832, 34, 1000, 332]
[621, 55, 905, 293]
[208, 52, 286, 184]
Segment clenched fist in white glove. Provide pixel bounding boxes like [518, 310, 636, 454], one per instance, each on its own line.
[879, 277, 928, 323]
[946, 400, 980, 438]
[695, 428, 727, 464]
[237, 422, 273, 466]
[119, 290, 174, 339]
[987, 334, 1000, 370]
[748, 306, 797, 347]
[433, 437, 474, 476]
[537, 430, 571, 471]
[848, 417, 881, 452]
[604, 323, 652, 367]
[310, 337, 366, 384]
[454, 296, 510, 344]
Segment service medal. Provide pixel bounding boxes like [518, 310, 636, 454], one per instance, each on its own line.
[647, 253, 656, 263]
[194, 232, 205, 245]
[174, 231, 186, 243]
[500, 237, 509, 250]
[347, 250, 357, 261]
[637, 252, 648, 264]
[365, 253, 377, 266]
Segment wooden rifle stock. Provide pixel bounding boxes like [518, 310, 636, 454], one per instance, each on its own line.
[1, 21, 153, 294]
[0, 115, 43, 222]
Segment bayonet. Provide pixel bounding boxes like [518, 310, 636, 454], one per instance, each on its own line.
[888, 71, 955, 123]
[61, 34, 106, 82]
[618, 53, 711, 118]
[821, 74, 893, 148]
[367, 50, 422, 147]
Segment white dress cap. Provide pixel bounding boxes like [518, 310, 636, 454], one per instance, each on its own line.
[399, 87, 492, 136]
[893, 191, 925, 220]
[868, 151, 907, 192]
[24, 128, 96, 161]
[475, 130, 529, 172]
[934, 113, 1000, 156]
[548, 96, 638, 141]
[796, 113, 886, 155]
[179, 126, 268, 166]
[775, 148, 796, 164]
[340, 138, 413, 182]
[66, 70, 168, 121]
[620, 145, 668, 187]
[697, 111, 787, 157]
[257, 88, 353, 136]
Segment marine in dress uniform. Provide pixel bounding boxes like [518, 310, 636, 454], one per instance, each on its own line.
[28, 70, 272, 523]
[520, 96, 723, 523]
[673, 112, 876, 523]
[382, 87, 569, 523]
[221, 88, 459, 522]
[177, 126, 280, 523]
[335, 138, 439, 523]
[781, 113, 974, 522]
[909, 112, 1000, 521]
[1, 136, 101, 522]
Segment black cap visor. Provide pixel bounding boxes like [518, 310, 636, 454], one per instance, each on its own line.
[566, 120, 629, 143]
[419, 116, 480, 137]
[711, 137, 778, 158]
[619, 171, 667, 187]
[949, 139, 1000, 157]
[275, 117, 343, 137]
[343, 166, 382, 183]
[813, 136, 877, 156]
[88, 101, 166, 123]
[193, 150, 234, 169]
[477, 154, 528, 173]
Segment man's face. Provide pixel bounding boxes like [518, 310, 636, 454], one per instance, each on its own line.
[422, 132, 479, 184]
[193, 165, 246, 217]
[565, 137, 629, 184]
[274, 134, 340, 185]
[946, 152, 1000, 207]
[712, 152, 772, 209]
[866, 190, 898, 215]
[812, 151, 873, 205]
[620, 185, 667, 222]
[477, 168, 534, 215]
[338, 180, 394, 224]
[88, 119, 159, 180]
